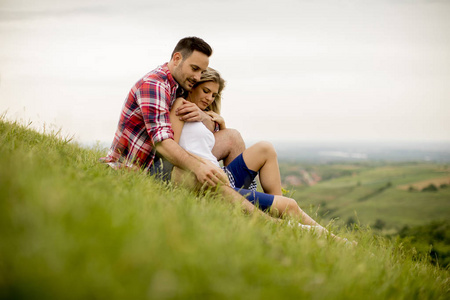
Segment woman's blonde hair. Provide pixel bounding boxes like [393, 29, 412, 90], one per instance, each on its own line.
[192, 67, 225, 114]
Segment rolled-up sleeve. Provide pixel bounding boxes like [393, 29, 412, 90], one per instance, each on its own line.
[136, 80, 174, 146]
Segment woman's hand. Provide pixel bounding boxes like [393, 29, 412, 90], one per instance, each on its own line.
[205, 111, 226, 129]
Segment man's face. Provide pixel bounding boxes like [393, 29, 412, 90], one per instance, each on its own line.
[172, 50, 209, 92]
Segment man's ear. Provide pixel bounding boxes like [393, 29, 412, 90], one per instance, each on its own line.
[172, 52, 183, 66]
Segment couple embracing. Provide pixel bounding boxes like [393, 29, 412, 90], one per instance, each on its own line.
[101, 36, 351, 243]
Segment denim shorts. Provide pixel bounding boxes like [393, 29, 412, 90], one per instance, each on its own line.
[148, 153, 174, 182]
[225, 153, 275, 211]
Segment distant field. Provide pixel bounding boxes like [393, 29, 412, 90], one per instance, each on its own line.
[397, 176, 450, 191]
[285, 163, 450, 230]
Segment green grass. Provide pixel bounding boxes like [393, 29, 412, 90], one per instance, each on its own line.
[1, 119, 449, 299]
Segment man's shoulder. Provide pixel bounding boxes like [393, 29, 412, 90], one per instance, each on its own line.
[129, 64, 178, 102]
[141, 64, 175, 88]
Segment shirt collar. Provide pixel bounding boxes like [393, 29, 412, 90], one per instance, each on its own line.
[162, 63, 188, 98]
[161, 63, 179, 91]
[176, 86, 188, 98]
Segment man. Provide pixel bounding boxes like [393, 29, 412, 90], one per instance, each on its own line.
[101, 37, 245, 187]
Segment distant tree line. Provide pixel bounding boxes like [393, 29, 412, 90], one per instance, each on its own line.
[409, 183, 448, 192]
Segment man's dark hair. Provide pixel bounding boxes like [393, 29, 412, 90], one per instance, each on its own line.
[171, 37, 213, 61]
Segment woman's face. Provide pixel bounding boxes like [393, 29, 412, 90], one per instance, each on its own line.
[189, 81, 219, 111]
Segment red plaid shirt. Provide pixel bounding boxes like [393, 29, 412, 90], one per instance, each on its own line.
[101, 63, 179, 170]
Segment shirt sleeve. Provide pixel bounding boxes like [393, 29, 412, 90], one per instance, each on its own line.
[136, 80, 174, 145]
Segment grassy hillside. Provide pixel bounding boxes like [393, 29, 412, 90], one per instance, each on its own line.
[1, 119, 449, 299]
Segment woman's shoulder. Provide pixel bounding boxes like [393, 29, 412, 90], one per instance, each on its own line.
[173, 97, 185, 106]
[170, 97, 185, 112]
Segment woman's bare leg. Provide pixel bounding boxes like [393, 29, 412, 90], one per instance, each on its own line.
[171, 167, 274, 221]
[242, 141, 282, 195]
[270, 196, 344, 241]
[270, 196, 321, 225]
[171, 166, 199, 190]
[212, 129, 246, 166]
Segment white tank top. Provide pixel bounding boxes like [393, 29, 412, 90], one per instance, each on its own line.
[179, 122, 220, 167]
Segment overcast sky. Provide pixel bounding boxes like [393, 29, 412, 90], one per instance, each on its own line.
[1, 0, 449, 146]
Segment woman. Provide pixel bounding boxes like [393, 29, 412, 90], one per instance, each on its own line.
[169, 68, 351, 242]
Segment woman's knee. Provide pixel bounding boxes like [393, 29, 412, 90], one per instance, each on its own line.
[213, 129, 245, 162]
[215, 128, 245, 149]
[254, 141, 277, 158]
[226, 129, 244, 145]
[285, 197, 299, 212]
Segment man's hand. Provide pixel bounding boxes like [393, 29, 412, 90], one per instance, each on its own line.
[195, 162, 230, 188]
[176, 99, 209, 122]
